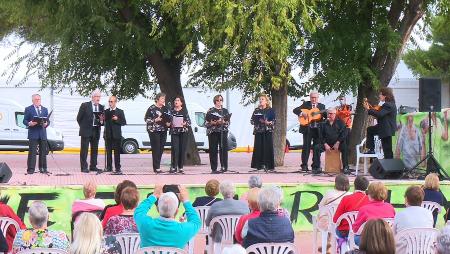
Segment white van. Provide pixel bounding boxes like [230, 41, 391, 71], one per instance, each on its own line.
[120, 103, 237, 153]
[0, 99, 64, 151]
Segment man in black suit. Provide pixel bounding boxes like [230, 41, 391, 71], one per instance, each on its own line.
[363, 87, 397, 159]
[104, 96, 127, 174]
[293, 91, 326, 173]
[77, 89, 104, 173]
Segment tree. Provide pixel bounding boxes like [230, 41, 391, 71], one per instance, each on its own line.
[0, 0, 205, 164]
[404, 15, 450, 81]
[299, 0, 449, 163]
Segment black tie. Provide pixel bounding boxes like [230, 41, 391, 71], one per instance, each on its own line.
[36, 107, 41, 116]
[95, 105, 98, 112]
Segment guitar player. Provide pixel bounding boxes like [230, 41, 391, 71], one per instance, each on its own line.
[293, 91, 326, 173]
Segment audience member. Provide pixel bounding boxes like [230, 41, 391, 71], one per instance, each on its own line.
[346, 219, 395, 254]
[0, 228, 7, 253]
[72, 181, 106, 216]
[333, 176, 370, 238]
[352, 182, 395, 246]
[423, 173, 444, 227]
[71, 213, 109, 254]
[205, 181, 249, 243]
[192, 179, 222, 207]
[436, 225, 450, 254]
[235, 188, 261, 244]
[240, 175, 263, 201]
[134, 184, 200, 249]
[0, 193, 26, 252]
[242, 186, 294, 248]
[12, 201, 69, 253]
[105, 187, 139, 235]
[222, 244, 246, 254]
[102, 180, 137, 228]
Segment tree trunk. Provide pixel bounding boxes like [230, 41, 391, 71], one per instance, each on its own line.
[272, 85, 288, 167]
[148, 52, 201, 165]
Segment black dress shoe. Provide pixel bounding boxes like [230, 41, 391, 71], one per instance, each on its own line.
[220, 167, 228, 173]
[27, 170, 35, 175]
[114, 170, 123, 175]
[81, 169, 89, 173]
[178, 168, 185, 174]
[154, 169, 163, 174]
[211, 170, 221, 174]
[90, 167, 100, 172]
[39, 169, 50, 174]
[312, 168, 322, 174]
[104, 168, 113, 172]
[301, 165, 309, 172]
[169, 168, 177, 174]
[343, 166, 351, 175]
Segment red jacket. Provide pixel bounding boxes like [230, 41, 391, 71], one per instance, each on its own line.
[352, 200, 395, 233]
[234, 210, 261, 244]
[333, 191, 369, 231]
[102, 204, 124, 228]
[0, 203, 26, 252]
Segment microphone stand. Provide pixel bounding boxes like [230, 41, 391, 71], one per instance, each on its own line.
[218, 112, 238, 174]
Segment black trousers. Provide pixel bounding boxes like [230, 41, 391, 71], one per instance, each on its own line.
[251, 132, 275, 170]
[313, 142, 348, 169]
[301, 127, 321, 168]
[80, 127, 101, 171]
[105, 137, 121, 171]
[171, 132, 187, 169]
[27, 139, 48, 172]
[208, 131, 228, 171]
[149, 131, 167, 170]
[366, 125, 393, 159]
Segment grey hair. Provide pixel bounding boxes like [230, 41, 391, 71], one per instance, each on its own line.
[248, 175, 262, 188]
[221, 244, 246, 254]
[327, 107, 337, 113]
[258, 186, 282, 212]
[310, 91, 319, 96]
[28, 201, 49, 228]
[219, 181, 235, 199]
[437, 225, 450, 254]
[31, 94, 41, 99]
[158, 192, 179, 218]
[91, 89, 102, 98]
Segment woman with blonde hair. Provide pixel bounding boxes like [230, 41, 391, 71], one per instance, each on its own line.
[71, 213, 107, 254]
[250, 94, 276, 171]
[423, 173, 444, 226]
[346, 219, 395, 254]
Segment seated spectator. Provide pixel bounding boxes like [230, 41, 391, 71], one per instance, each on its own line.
[71, 213, 109, 254]
[102, 180, 137, 228]
[134, 184, 200, 249]
[72, 181, 105, 217]
[0, 228, 7, 253]
[436, 225, 450, 254]
[422, 173, 444, 227]
[240, 175, 263, 201]
[105, 187, 139, 235]
[345, 219, 395, 254]
[0, 193, 26, 252]
[333, 176, 370, 237]
[242, 186, 294, 248]
[235, 187, 261, 244]
[205, 181, 249, 243]
[192, 179, 222, 207]
[222, 244, 246, 254]
[352, 182, 395, 246]
[12, 201, 69, 253]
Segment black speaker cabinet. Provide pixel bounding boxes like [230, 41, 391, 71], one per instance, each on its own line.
[0, 162, 12, 183]
[369, 159, 405, 179]
[419, 78, 441, 112]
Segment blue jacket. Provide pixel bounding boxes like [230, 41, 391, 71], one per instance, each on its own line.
[134, 195, 201, 249]
[23, 105, 50, 140]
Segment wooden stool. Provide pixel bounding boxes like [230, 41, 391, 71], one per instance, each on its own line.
[325, 149, 342, 173]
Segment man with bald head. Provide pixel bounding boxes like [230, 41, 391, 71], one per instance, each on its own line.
[313, 107, 349, 174]
[103, 96, 127, 174]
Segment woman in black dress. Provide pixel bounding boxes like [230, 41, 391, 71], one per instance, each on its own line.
[144, 93, 169, 173]
[169, 96, 191, 173]
[250, 94, 276, 171]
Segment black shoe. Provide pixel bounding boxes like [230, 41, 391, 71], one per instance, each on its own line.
[301, 165, 309, 172]
[154, 169, 163, 174]
[104, 168, 113, 172]
[169, 168, 177, 174]
[40, 168, 50, 174]
[364, 150, 375, 154]
[27, 169, 35, 175]
[114, 170, 123, 175]
[90, 167, 100, 172]
[178, 168, 185, 174]
[220, 167, 228, 173]
[211, 170, 221, 174]
[312, 168, 322, 174]
[81, 169, 89, 173]
[343, 166, 351, 175]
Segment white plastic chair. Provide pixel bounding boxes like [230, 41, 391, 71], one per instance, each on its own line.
[115, 233, 141, 254]
[355, 137, 383, 175]
[422, 201, 442, 214]
[348, 217, 394, 250]
[246, 242, 298, 254]
[312, 203, 337, 254]
[331, 211, 358, 253]
[187, 206, 211, 254]
[0, 216, 21, 238]
[16, 248, 68, 254]
[136, 247, 187, 254]
[207, 215, 241, 254]
[395, 228, 439, 254]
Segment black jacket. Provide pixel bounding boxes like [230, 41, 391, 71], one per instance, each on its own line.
[293, 101, 326, 133]
[77, 101, 105, 137]
[104, 108, 127, 139]
[320, 119, 346, 146]
[368, 101, 397, 138]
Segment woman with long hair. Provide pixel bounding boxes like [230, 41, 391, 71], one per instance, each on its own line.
[70, 213, 106, 254]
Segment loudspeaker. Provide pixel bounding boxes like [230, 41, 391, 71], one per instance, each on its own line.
[0, 162, 12, 183]
[419, 78, 441, 112]
[369, 159, 405, 179]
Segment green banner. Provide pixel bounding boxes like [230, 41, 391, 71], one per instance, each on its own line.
[1, 182, 449, 235]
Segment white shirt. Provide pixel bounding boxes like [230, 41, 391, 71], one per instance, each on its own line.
[34, 105, 42, 116]
[393, 206, 433, 234]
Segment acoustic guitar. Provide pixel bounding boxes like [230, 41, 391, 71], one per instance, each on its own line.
[363, 98, 381, 111]
[298, 108, 327, 126]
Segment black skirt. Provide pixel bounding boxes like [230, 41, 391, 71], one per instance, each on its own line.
[251, 132, 275, 170]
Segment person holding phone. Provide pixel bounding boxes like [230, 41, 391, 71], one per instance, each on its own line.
[104, 96, 127, 174]
[169, 96, 191, 174]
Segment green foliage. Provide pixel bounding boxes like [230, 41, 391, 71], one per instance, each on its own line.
[404, 15, 450, 82]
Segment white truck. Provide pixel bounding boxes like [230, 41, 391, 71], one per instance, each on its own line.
[0, 99, 64, 151]
[120, 103, 237, 153]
